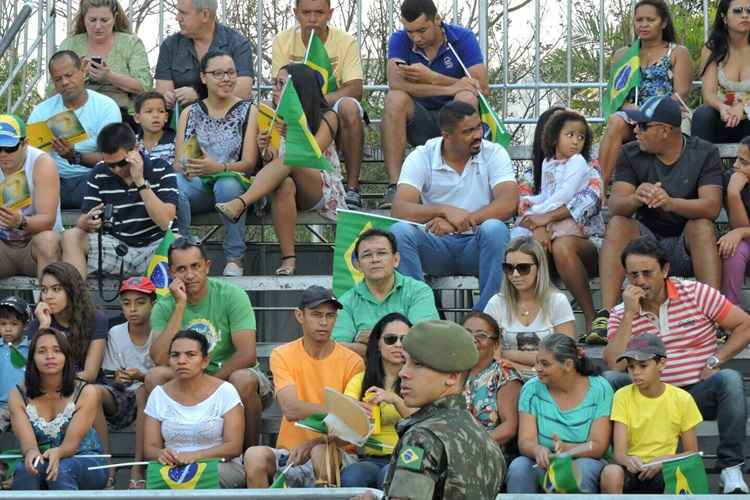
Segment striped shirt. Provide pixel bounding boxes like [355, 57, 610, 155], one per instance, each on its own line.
[81, 153, 178, 247]
[137, 128, 176, 166]
[608, 278, 732, 386]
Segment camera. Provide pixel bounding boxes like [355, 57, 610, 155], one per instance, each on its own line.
[99, 204, 128, 257]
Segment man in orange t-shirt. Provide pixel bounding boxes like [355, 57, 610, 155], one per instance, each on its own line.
[243, 286, 363, 488]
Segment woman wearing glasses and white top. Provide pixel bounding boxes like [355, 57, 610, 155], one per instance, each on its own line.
[483, 237, 575, 380]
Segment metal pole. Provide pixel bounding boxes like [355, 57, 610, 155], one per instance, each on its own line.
[534, 0, 540, 117]
[703, 0, 709, 40]
[387, 0, 394, 42]
[502, 0, 508, 117]
[356, 0, 362, 55]
[255, 0, 263, 99]
[478, 0, 487, 60]
[453, 0, 458, 23]
[566, 0, 572, 105]
[159, 0, 164, 45]
[599, 0, 605, 118]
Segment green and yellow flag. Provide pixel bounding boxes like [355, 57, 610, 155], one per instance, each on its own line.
[603, 39, 641, 119]
[146, 459, 220, 489]
[9, 344, 26, 369]
[144, 228, 176, 296]
[276, 77, 332, 171]
[332, 209, 399, 296]
[661, 453, 708, 494]
[304, 32, 337, 95]
[540, 456, 582, 493]
[479, 95, 511, 147]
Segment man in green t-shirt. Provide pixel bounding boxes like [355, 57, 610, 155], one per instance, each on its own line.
[332, 228, 439, 356]
[145, 238, 271, 447]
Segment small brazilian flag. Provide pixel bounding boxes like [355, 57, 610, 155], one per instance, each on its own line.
[662, 452, 708, 494]
[144, 228, 176, 296]
[332, 209, 399, 296]
[169, 101, 180, 132]
[540, 455, 582, 493]
[276, 76, 332, 171]
[304, 32, 337, 95]
[603, 39, 641, 119]
[479, 95, 511, 148]
[397, 446, 424, 472]
[9, 344, 27, 369]
[146, 459, 220, 489]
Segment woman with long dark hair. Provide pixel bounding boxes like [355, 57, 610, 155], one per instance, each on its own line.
[693, 0, 750, 142]
[9, 329, 107, 490]
[507, 333, 613, 493]
[598, 0, 692, 187]
[340, 313, 414, 489]
[215, 63, 347, 276]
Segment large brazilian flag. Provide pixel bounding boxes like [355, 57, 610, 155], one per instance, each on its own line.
[540, 455, 582, 493]
[603, 39, 641, 120]
[146, 459, 220, 489]
[661, 452, 708, 494]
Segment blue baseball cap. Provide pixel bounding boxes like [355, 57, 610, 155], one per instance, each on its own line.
[0, 114, 26, 148]
[624, 95, 682, 127]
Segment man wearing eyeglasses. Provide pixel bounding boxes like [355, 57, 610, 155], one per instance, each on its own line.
[0, 115, 62, 279]
[62, 122, 177, 279]
[591, 94, 723, 343]
[332, 228, 439, 356]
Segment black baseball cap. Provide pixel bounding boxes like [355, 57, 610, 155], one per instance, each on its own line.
[624, 94, 682, 127]
[299, 285, 342, 310]
[617, 333, 667, 362]
[0, 296, 30, 323]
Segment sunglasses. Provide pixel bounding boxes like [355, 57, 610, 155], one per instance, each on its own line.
[382, 334, 405, 346]
[104, 158, 129, 169]
[469, 330, 498, 342]
[0, 141, 23, 153]
[502, 262, 536, 275]
[731, 5, 750, 15]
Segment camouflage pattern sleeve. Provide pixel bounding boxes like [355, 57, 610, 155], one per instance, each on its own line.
[386, 427, 446, 500]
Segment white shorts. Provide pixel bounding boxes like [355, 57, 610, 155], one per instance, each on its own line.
[269, 447, 357, 487]
[331, 97, 365, 118]
[86, 233, 160, 276]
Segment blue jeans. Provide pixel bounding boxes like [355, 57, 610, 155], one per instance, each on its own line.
[13, 457, 107, 490]
[603, 368, 746, 468]
[340, 455, 390, 489]
[390, 219, 510, 310]
[506, 455, 605, 493]
[60, 174, 89, 210]
[176, 173, 246, 259]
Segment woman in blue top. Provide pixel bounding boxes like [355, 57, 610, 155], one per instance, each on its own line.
[507, 333, 613, 493]
[9, 328, 107, 490]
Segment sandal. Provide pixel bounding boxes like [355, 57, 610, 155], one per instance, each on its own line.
[215, 197, 247, 223]
[275, 255, 296, 276]
[128, 479, 146, 489]
[104, 473, 117, 490]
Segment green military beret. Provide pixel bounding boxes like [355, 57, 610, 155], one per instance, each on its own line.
[403, 320, 479, 372]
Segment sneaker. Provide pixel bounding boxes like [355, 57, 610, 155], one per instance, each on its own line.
[378, 184, 397, 210]
[345, 187, 362, 210]
[583, 308, 610, 345]
[720, 464, 749, 494]
[223, 261, 244, 277]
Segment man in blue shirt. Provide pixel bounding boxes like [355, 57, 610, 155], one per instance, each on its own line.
[379, 0, 489, 209]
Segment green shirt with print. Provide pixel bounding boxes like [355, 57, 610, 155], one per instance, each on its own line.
[150, 277, 256, 374]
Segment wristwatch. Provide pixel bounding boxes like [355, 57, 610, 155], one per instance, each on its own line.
[706, 355, 721, 370]
[17, 214, 27, 231]
[136, 181, 150, 192]
[72, 150, 82, 165]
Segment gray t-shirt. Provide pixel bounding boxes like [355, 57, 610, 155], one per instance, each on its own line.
[614, 135, 722, 237]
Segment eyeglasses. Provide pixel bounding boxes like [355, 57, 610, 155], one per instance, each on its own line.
[358, 250, 392, 262]
[104, 157, 129, 169]
[468, 330, 498, 342]
[0, 141, 23, 153]
[204, 69, 237, 80]
[502, 262, 536, 276]
[382, 334, 406, 346]
[731, 5, 750, 15]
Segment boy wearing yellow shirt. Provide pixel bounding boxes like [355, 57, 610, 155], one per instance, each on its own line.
[601, 334, 703, 494]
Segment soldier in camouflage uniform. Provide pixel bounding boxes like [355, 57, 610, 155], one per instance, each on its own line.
[381, 320, 506, 500]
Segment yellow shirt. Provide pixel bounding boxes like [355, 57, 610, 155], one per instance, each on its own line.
[611, 383, 703, 463]
[271, 27, 364, 85]
[344, 371, 400, 456]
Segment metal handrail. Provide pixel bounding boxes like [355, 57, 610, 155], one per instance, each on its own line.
[0, 3, 32, 61]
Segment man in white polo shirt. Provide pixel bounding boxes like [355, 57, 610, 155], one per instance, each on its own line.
[604, 236, 750, 494]
[390, 100, 518, 310]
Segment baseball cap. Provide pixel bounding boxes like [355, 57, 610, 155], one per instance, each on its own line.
[120, 276, 157, 295]
[299, 285, 342, 310]
[0, 114, 26, 148]
[617, 333, 667, 362]
[623, 95, 682, 127]
[0, 296, 30, 323]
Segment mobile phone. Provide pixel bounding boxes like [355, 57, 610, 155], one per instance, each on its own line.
[394, 60, 407, 67]
[103, 369, 116, 380]
[91, 57, 103, 65]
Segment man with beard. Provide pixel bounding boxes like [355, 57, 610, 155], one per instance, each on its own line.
[390, 100, 518, 311]
[604, 236, 750, 494]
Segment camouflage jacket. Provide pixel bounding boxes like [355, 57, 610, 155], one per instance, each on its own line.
[383, 393, 505, 500]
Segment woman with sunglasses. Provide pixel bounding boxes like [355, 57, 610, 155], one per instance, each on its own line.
[173, 50, 255, 277]
[341, 313, 415, 489]
[484, 236, 575, 380]
[693, 0, 750, 143]
[462, 312, 522, 462]
[215, 63, 347, 276]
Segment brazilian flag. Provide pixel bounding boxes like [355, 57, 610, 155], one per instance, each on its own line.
[304, 32, 337, 95]
[144, 228, 176, 296]
[332, 209, 399, 296]
[479, 95, 511, 148]
[146, 459, 220, 489]
[603, 39, 641, 119]
[662, 453, 708, 494]
[540, 455, 582, 493]
[9, 344, 26, 369]
[276, 76, 332, 171]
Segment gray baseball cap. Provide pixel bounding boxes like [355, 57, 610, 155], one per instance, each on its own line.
[617, 333, 667, 362]
[299, 285, 343, 310]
